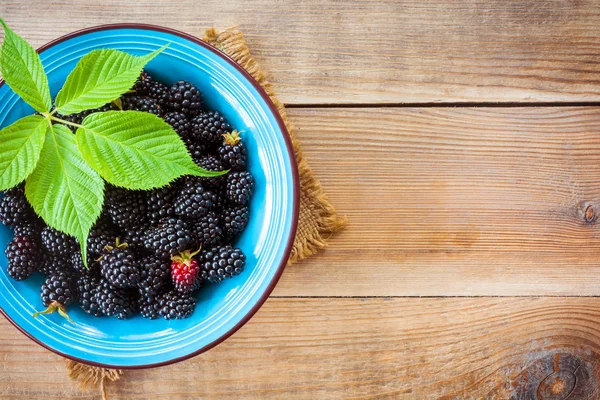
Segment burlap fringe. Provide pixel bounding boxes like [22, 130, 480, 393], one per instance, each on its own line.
[65, 359, 122, 400]
[203, 27, 346, 262]
[65, 26, 345, 398]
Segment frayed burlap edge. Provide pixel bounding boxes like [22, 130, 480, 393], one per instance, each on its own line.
[203, 27, 346, 262]
[65, 26, 345, 397]
[65, 359, 122, 400]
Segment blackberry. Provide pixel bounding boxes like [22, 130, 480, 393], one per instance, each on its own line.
[146, 186, 176, 224]
[40, 226, 78, 260]
[184, 138, 208, 163]
[122, 95, 163, 116]
[38, 252, 69, 276]
[193, 211, 223, 246]
[0, 186, 36, 227]
[163, 112, 190, 138]
[199, 245, 246, 283]
[144, 217, 195, 260]
[167, 80, 202, 116]
[218, 130, 247, 171]
[221, 205, 249, 239]
[14, 221, 42, 237]
[122, 227, 148, 251]
[105, 187, 148, 229]
[173, 179, 217, 219]
[76, 275, 102, 316]
[171, 249, 202, 293]
[190, 111, 231, 149]
[5, 234, 39, 280]
[71, 252, 98, 275]
[159, 290, 196, 320]
[116, 290, 139, 320]
[133, 70, 154, 94]
[138, 255, 170, 296]
[225, 171, 254, 206]
[99, 239, 140, 288]
[140, 293, 162, 319]
[194, 156, 226, 188]
[148, 82, 170, 109]
[96, 279, 128, 317]
[88, 218, 116, 259]
[40, 271, 74, 307]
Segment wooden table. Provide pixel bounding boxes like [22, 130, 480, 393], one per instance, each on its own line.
[2, 1, 600, 398]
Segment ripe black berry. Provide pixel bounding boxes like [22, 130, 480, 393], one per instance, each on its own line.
[159, 290, 196, 320]
[96, 279, 128, 317]
[199, 245, 246, 283]
[163, 112, 190, 138]
[190, 111, 231, 149]
[193, 211, 223, 246]
[76, 275, 102, 316]
[99, 239, 140, 288]
[144, 217, 195, 260]
[133, 70, 154, 94]
[5, 234, 39, 280]
[146, 186, 176, 224]
[116, 290, 139, 320]
[138, 255, 170, 296]
[167, 80, 202, 116]
[41, 271, 73, 307]
[105, 187, 148, 229]
[140, 292, 162, 319]
[218, 130, 247, 171]
[38, 252, 69, 276]
[13, 221, 42, 237]
[221, 205, 249, 239]
[173, 178, 217, 219]
[225, 171, 254, 206]
[88, 217, 116, 259]
[40, 226, 78, 260]
[0, 186, 36, 228]
[122, 95, 163, 116]
[194, 156, 226, 188]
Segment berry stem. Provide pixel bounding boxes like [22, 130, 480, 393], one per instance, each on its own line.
[33, 301, 74, 324]
[49, 115, 84, 129]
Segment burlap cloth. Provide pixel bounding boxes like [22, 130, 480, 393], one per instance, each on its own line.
[64, 27, 345, 399]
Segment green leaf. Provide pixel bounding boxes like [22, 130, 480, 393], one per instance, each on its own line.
[76, 111, 225, 190]
[0, 19, 52, 113]
[25, 123, 104, 265]
[0, 115, 47, 190]
[54, 45, 168, 115]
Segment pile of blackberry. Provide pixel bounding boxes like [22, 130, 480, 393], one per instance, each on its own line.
[1, 71, 254, 321]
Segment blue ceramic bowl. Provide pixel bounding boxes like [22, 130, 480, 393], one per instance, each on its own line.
[0, 25, 299, 368]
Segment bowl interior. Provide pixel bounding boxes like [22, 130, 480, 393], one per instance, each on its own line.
[0, 26, 297, 368]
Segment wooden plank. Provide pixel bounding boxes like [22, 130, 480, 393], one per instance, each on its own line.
[2, 297, 600, 399]
[273, 107, 600, 296]
[3, 0, 600, 104]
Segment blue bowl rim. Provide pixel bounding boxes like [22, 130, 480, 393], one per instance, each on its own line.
[0, 23, 300, 369]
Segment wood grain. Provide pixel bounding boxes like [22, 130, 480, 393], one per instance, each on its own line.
[3, 297, 600, 399]
[273, 107, 600, 296]
[3, 0, 600, 104]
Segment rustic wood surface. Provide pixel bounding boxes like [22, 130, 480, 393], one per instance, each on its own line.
[3, 0, 600, 399]
[3, 0, 600, 104]
[4, 298, 600, 399]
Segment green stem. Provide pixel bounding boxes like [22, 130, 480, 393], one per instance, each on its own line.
[49, 115, 84, 129]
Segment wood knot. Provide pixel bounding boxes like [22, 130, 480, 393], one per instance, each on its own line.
[507, 352, 598, 400]
[585, 205, 596, 223]
[538, 371, 576, 400]
[578, 201, 598, 224]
